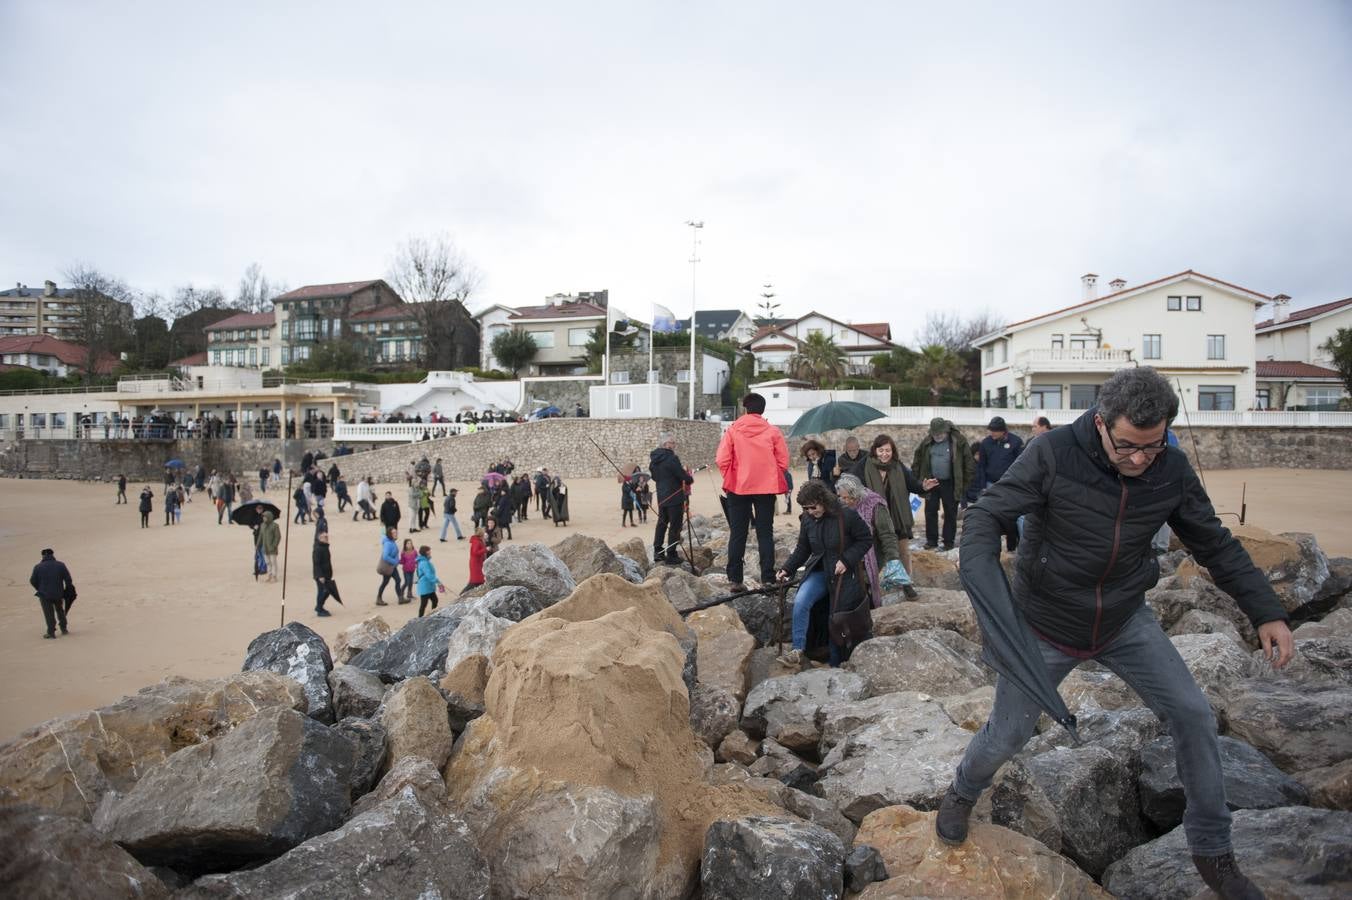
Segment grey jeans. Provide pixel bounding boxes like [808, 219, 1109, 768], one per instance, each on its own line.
[953, 603, 1232, 856]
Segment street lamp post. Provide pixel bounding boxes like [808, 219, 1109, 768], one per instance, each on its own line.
[685, 220, 703, 420]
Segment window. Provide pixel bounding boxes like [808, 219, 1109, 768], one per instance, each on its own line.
[52, 412, 67, 429]
[1143, 334, 1161, 359]
[1167, 296, 1182, 311]
[0, 414, 7, 429]
[611, 370, 630, 384]
[528, 330, 555, 349]
[261, 347, 269, 366]
[332, 318, 341, 337]
[248, 347, 257, 367]
[1069, 334, 1099, 351]
[281, 347, 291, 365]
[983, 347, 994, 367]
[1198, 385, 1234, 410]
[568, 327, 591, 347]
[321, 318, 330, 339]
[1206, 335, 1226, 360]
[1069, 383, 1100, 410]
[212, 350, 221, 365]
[1304, 387, 1342, 409]
[1051, 334, 1064, 350]
[31, 413, 46, 428]
[1186, 296, 1202, 311]
[282, 321, 291, 339]
[998, 342, 1008, 363]
[1255, 389, 1271, 409]
[616, 391, 633, 412]
[996, 386, 1008, 407]
[295, 345, 310, 361]
[1029, 384, 1063, 409]
[676, 369, 692, 383]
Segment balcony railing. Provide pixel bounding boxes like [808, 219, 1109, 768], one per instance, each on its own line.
[1011, 348, 1134, 374]
[333, 421, 518, 442]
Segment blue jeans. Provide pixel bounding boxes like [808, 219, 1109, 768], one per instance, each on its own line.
[791, 571, 828, 650]
[952, 603, 1231, 856]
[441, 513, 463, 540]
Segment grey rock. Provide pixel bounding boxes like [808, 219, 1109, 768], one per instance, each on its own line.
[701, 815, 845, 900]
[1294, 607, 1352, 640]
[1274, 531, 1332, 612]
[819, 690, 937, 754]
[241, 621, 335, 723]
[1025, 707, 1167, 774]
[814, 692, 972, 823]
[1103, 806, 1352, 899]
[844, 844, 888, 893]
[1022, 745, 1148, 877]
[350, 756, 448, 819]
[1139, 735, 1310, 830]
[979, 758, 1063, 851]
[332, 717, 387, 799]
[869, 590, 979, 641]
[645, 566, 717, 614]
[1171, 632, 1257, 722]
[1166, 608, 1244, 645]
[1220, 677, 1352, 773]
[616, 554, 645, 583]
[707, 766, 856, 845]
[742, 669, 868, 746]
[466, 584, 550, 622]
[349, 605, 467, 682]
[443, 607, 512, 675]
[748, 738, 820, 794]
[180, 788, 489, 900]
[92, 706, 353, 875]
[0, 802, 171, 899]
[482, 541, 576, 600]
[1147, 577, 1257, 646]
[844, 629, 991, 698]
[732, 590, 784, 646]
[327, 664, 386, 720]
[551, 533, 626, 581]
[1257, 635, 1352, 686]
[689, 684, 740, 749]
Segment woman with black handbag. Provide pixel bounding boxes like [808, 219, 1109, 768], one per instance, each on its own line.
[774, 479, 874, 667]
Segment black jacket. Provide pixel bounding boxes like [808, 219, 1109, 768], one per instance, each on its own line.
[313, 543, 333, 580]
[976, 432, 1025, 489]
[960, 407, 1287, 653]
[835, 450, 868, 482]
[443, 494, 457, 515]
[782, 506, 874, 578]
[379, 498, 401, 528]
[650, 447, 693, 509]
[30, 557, 74, 602]
[806, 450, 838, 488]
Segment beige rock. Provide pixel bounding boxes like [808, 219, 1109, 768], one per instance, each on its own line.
[908, 551, 962, 590]
[332, 615, 391, 665]
[717, 731, 761, 766]
[872, 590, 979, 642]
[1295, 608, 1352, 640]
[646, 565, 717, 613]
[1297, 758, 1352, 811]
[350, 755, 449, 819]
[688, 605, 757, 702]
[855, 805, 1110, 899]
[613, 536, 651, 574]
[439, 654, 489, 707]
[941, 685, 997, 732]
[551, 533, 626, 581]
[380, 678, 453, 773]
[0, 672, 305, 821]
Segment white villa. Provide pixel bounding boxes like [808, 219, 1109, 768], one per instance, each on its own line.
[742, 312, 894, 377]
[1254, 295, 1351, 410]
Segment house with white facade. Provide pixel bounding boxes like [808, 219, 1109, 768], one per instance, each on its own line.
[740, 312, 894, 376]
[676, 309, 759, 344]
[972, 271, 1269, 413]
[475, 303, 518, 372]
[1253, 295, 1351, 410]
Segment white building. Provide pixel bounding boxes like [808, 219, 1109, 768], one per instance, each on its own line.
[475, 303, 518, 373]
[589, 383, 678, 418]
[972, 271, 1269, 412]
[1254, 295, 1351, 410]
[741, 312, 894, 376]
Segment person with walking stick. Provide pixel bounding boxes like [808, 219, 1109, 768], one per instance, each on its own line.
[650, 432, 693, 566]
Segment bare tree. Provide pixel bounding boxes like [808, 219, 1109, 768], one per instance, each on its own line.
[170, 283, 228, 320]
[915, 309, 1003, 353]
[235, 263, 285, 313]
[63, 263, 135, 380]
[387, 234, 482, 370]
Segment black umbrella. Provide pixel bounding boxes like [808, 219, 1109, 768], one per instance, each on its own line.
[231, 499, 282, 528]
[960, 553, 1082, 744]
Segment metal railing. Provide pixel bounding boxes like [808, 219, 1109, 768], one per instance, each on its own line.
[873, 406, 1352, 428]
[1011, 348, 1134, 374]
[333, 421, 518, 442]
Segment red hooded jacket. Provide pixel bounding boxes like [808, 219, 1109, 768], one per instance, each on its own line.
[716, 413, 789, 495]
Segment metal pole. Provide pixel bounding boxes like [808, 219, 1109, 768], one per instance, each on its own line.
[686, 220, 703, 419]
[280, 470, 293, 627]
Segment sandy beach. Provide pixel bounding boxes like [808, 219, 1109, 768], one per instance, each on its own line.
[1, 466, 1347, 742]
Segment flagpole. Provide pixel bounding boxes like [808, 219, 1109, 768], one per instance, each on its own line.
[603, 300, 611, 414]
[648, 310, 655, 418]
[685, 220, 703, 420]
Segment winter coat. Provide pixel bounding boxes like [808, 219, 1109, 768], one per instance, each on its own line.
[416, 556, 440, 595]
[472, 491, 492, 518]
[443, 494, 457, 515]
[379, 498, 401, 528]
[400, 549, 418, 574]
[862, 456, 924, 539]
[312, 542, 333, 580]
[468, 535, 487, 585]
[716, 413, 789, 496]
[30, 556, 73, 602]
[138, 490, 153, 513]
[380, 535, 400, 567]
[834, 450, 868, 482]
[912, 424, 974, 499]
[961, 406, 1287, 654]
[781, 506, 874, 579]
[257, 512, 281, 553]
[649, 447, 693, 509]
[977, 432, 1025, 490]
[805, 450, 837, 488]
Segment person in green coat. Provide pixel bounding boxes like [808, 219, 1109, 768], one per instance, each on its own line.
[862, 433, 925, 582]
[256, 510, 281, 583]
[912, 417, 974, 551]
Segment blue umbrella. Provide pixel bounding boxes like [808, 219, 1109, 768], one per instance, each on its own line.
[164, 459, 186, 469]
[532, 405, 562, 419]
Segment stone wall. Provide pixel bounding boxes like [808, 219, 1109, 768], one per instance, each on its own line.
[321, 418, 723, 482]
[0, 437, 337, 482]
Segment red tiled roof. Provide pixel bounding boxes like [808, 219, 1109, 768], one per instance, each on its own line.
[1255, 297, 1352, 330]
[1255, 360, 1344, 379]
[348, 303, 417, 322]
[745, 325, 800, 344]
[170, 351, 208, 367]
[509, 301, 607, 320]
[753, 343, 798, 351]
[854, 322, 892, 340]
[0, 334, 118, 373]
[205, 311, 275, 330]
[274, 280, 383, 301]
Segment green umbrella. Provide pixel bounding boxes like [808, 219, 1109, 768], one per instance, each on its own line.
[789, 400, 887, 437]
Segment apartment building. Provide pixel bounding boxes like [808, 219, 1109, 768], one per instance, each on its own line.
[508, 292, 610, 375]
[972, 271, 1268, 412]
[273, 280, 403, 367]
[204, 311, 277, 369]
[348, 303, 423, 366]
[1254, 295, 1351, 409]
[0, 280, 133, 339]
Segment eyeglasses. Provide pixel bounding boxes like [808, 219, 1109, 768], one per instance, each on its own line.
[1102, 422, 1168, 456]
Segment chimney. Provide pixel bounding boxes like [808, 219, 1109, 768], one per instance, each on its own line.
[1081, 273, 1099, 301]
[1272, 294, 1291, 324]
[43, 280, 57, 297]
[1109, 277, 1127, 292]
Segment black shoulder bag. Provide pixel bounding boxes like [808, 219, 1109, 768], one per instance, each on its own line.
[830, 515, 873, 648]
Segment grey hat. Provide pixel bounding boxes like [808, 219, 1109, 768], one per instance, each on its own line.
[988, 416, 1007, 431]
[929, 417, 948, 436]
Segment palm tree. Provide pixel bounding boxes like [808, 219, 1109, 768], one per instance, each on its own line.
[910, 344, 965, 402]
[787, 332, 848, 388]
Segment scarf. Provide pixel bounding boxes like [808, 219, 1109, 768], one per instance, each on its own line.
[853, 488, 887, 607]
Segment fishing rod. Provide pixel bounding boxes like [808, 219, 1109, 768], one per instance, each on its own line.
[1172, 376, 1207, 494]
[677, 578, 800, 617]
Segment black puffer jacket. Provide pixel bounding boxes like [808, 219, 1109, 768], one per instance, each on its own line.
[650, 447, 692, 509]
[782, 506, 874, 578]
[960, 407, 1286, 653]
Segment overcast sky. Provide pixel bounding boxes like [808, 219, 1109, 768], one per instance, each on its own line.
[2, 2, 1350, 338]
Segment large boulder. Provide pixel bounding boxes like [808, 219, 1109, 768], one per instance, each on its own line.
[1147, 577, 1257, 646]
[852, 805, 1109, 898]
[645, 566, 717, 615]
[1220, 677, 1352, 773]
[482, 541, 576, 600]
[465, 585, 550, 622]
[243, 622, 334, 722]
[1024, 707, 1167, 773]
[443, 607, 513, 675]
[1295, 607, 1352, 640]
[1021, 745, 1148, 877]
[687, 604, 756, 701]
[551, 533, 626, 581]
[870, 590, 979, 642]
[748, 738, 819, 792]
[0, 671, 305, 821]
[940, 685, 996, 732]
[439, 655, 489, 732]
[845, 629, 991, 698]
[1178, 526, 1331, 613]
[1171, 631, 1257, 723]
[0, 802, 171, 899]
[180, 787, 489, 900]
[690, 684, 741, 749]
[379, 677, 454, 772]
[332, 717, 386, 799]
[701, 815, 846, 900]
[731, 590, 784, 647]
[92, 706, 354, 875]
[1261, 635, 1352, 687]
[907, 550, 961, 590]
[331, 615, 390, 665]
[1139, 734, 1309, 830]
[349, 605, 467, 682]
[349, 755, 450, 819]
[1103, 806, 1352, 899]
[1297, 758, 1352, 811]
[327, 664, 387, 720]
[614, 536, 651, 574]
[742, 669, 869, 748]
[710, 764, 858, 845]
[814, 692, 974, 823]
[1166, 608, 1244, 645]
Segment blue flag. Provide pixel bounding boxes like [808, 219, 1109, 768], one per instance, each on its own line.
[652, 304, 680, 333]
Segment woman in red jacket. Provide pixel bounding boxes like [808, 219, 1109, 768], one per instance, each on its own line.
[463, 527, 487, 594]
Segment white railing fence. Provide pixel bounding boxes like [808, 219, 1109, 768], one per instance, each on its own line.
[876, 407, 1352, 428]
[333, 421, 518, 442]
